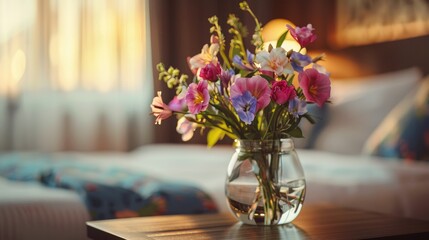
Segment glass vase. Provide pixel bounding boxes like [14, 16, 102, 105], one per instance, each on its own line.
[225, 138, 306, 225]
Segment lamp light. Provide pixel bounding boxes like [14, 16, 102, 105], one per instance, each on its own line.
[261, 18, 305, 54]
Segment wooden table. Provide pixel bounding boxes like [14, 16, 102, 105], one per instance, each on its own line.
[87, 205, 429, 239]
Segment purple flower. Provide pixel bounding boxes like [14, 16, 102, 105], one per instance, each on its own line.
[288, 97, 307, 118]
[232, 91, 257, 124]
[246, 50, 255, 65]
[232, 51, 257, 71]
[219, 68, 235, 88]
[287, 24, 317, 48]
[185, 80, 210, 114]
[271, 81, 296, 105]
[290, 52, 312, 72]
[199, 62, 221, 82]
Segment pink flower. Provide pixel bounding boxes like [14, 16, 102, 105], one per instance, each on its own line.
[151, 91, 173, 125]
[176, 116, 197, 141]
[168, 96, 186, 112]
[230, 76, 271, 111]
[255, 47, 293, 76]
[271, 81, 296, 105]
[186, 80, 210, 114]
[298, 68, 331, 107]
[287, 24, 317, 48]
[199, 63, 221, 82]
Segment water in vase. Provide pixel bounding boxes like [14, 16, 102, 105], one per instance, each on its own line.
[226, 179, 306, 225]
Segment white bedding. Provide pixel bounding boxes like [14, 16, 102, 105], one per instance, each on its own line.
[131, 144, 429, 220]
[1, 145, 429, 240]
[0, 178, 89, 240]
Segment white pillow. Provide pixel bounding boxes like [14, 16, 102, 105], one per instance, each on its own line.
[312, 68, 422, 155]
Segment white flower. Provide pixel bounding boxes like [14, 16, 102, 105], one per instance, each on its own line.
[189, 43, 219, 70]
[256, 47, 293, 76]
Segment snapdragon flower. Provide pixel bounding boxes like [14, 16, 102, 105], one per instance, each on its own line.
[150, 91, 172, 125]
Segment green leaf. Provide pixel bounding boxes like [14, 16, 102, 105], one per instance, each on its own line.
[260, 74, 274, 82]
[303, 113, 316, 124]
[207, 128, 225, 148]
[287, 74, 295, 85]
[276, 30, 289, 48]
[288, 127, 304, 138]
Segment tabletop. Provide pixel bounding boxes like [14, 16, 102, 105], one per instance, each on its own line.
[87, 205, 429, 239]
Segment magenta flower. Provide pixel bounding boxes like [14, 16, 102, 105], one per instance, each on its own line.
[186, 80, 210, 114]
[298, 68, 331, 107]
[271, 81, 296, 105]
[199, 62, 221, 82]
[287, 24, 317, 48]
[150, 91, 173, 125]
[230, 76, 271, 111]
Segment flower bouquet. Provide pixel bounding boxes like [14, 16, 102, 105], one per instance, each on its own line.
[151, 1, 331, 225]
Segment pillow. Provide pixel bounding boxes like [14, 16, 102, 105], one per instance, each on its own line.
[363, 77, 429, 161]
[311, 68, 422, 155]
[294, 104, 328, 149]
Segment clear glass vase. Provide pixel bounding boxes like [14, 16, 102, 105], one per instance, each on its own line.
[225, 138, 306, 225]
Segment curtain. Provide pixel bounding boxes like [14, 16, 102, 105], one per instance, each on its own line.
[0, 0, 154, 151]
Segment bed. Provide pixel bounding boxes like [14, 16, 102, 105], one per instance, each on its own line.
[0, 68, 428, 240]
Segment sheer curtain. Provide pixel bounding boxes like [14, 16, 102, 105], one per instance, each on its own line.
[0, 0, 153, 151]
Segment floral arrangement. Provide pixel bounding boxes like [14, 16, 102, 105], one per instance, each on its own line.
[151, 1, 331, 147]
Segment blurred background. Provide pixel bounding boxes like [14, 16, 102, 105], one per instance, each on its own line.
[1, 0, 428, 151]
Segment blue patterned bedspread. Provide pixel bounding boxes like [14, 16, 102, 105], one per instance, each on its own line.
[0, 153, 218, 220]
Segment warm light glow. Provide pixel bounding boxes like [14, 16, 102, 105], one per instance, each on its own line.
[0, 1, 36, 43]
[1, 0, 148, 94]
[263, 40, 305, 54]
[11, 49, 26, 82]
[261, 19, 306, 54]
[262, 19, 295, 42]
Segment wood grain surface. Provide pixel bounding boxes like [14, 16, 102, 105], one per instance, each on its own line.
[87, 205, 429, 240]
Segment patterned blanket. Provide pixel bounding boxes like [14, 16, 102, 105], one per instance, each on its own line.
[0, 153, 218, 220]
